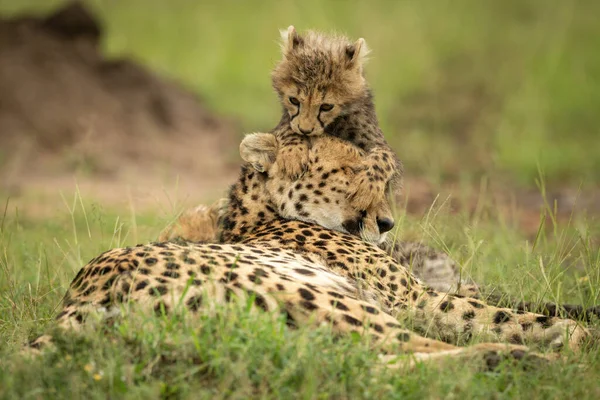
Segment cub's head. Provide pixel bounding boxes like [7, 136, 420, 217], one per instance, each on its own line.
[241, 133, 395, 244]
[272, 26, 370, 137]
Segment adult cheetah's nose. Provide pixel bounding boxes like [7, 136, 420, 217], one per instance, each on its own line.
[376, 218, 395, 233]
[299, 127, 313, 135]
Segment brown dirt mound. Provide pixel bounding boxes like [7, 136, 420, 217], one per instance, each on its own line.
[0, 2, 238, 212]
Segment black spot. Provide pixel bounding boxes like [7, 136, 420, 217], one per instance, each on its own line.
[254, 268, 269, 277]
[225, 288, 235, 303]
[166, 263, 180, 270]
[145, 258, 158, 266]
[483, 351, 501, 370]
[249, 291, 269, 312]
[301, 301, 318, 311]
[536, 315, 554, 328]
[510, 334, 524, 344]
[220, 272, 239, 283]
[328, 291, 344, 299]
[343, 314, 363, 326]
[361, 305, 380, 315]
[462, 310, 476, 320]
[135, 280, 149, 291]
[299, 288, 316, 301]
[397, 332, 411, 342]
[154, 302, 169, 316]
[149, 286, 168, 296]
[468, 300, 484, 309]
[247, 274, 262, 284]
[493, 310, 513, 324]
[162, 271, 180, 279]
[74, 312, 85, 323]
[184, 294, 202, 311]
[201, 265, 212, 275]
[330, 300, 349, 311]
[294, 268, 315, 276]
[440, 301, 454, 312]
[372, 324, 384, 334]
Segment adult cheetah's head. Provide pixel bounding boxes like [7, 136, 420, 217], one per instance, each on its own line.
[272, 26, 370, 137]
[241, 133, 395, 244]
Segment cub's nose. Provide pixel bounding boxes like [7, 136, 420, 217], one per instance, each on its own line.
[376, 218, 395, 233]
[299, 127, 313, 135]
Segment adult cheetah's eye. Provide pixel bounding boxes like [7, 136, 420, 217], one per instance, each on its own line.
[289, 96, 300, 106]
[320, 103, 334, 112]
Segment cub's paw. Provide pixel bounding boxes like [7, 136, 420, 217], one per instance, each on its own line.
[348, 168, 386, 210]
[240, 133, 278, 173]
[276, 142, 310, 180]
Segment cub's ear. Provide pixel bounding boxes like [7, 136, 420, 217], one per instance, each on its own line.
[240, 133, 278, 173]
[345, 37, 370, 70]
[279, 25, 303, 55]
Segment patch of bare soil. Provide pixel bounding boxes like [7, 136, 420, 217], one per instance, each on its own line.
[0, 2, 239, 215]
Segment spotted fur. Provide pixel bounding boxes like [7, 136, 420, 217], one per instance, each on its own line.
[29, 135, 590, 370]
[264, 26, 402, 212]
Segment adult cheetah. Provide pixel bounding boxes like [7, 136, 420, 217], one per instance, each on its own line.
[28, 134, 590, 370]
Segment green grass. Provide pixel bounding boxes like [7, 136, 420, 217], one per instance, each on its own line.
[1, 191, 599, 399]
[1, 0, 599, 185]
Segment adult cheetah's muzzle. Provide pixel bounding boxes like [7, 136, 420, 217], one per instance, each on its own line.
[376, 217, 394, 233]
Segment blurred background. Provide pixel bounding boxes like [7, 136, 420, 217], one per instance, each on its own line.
[0, 0, 598, 234]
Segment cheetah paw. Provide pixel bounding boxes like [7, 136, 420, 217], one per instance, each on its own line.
[348, 169, 385, 210]
[276, 143, 310, 180]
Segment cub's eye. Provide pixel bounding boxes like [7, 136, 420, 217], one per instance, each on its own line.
[289, 96, 300, 106]
[320, 103, 334, 112]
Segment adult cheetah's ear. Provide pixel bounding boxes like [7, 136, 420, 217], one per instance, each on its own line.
[240, 133, 278, 173]
[345, 38, 370, 71]
[279, 25, 303, 55]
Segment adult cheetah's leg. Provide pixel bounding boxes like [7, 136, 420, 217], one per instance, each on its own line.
[384, 241, 600, 321]
[403, 286, 589, 352]
[257, 279, 553, 369]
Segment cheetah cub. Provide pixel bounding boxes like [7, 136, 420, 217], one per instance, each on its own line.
[265, 26, 402, 212]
